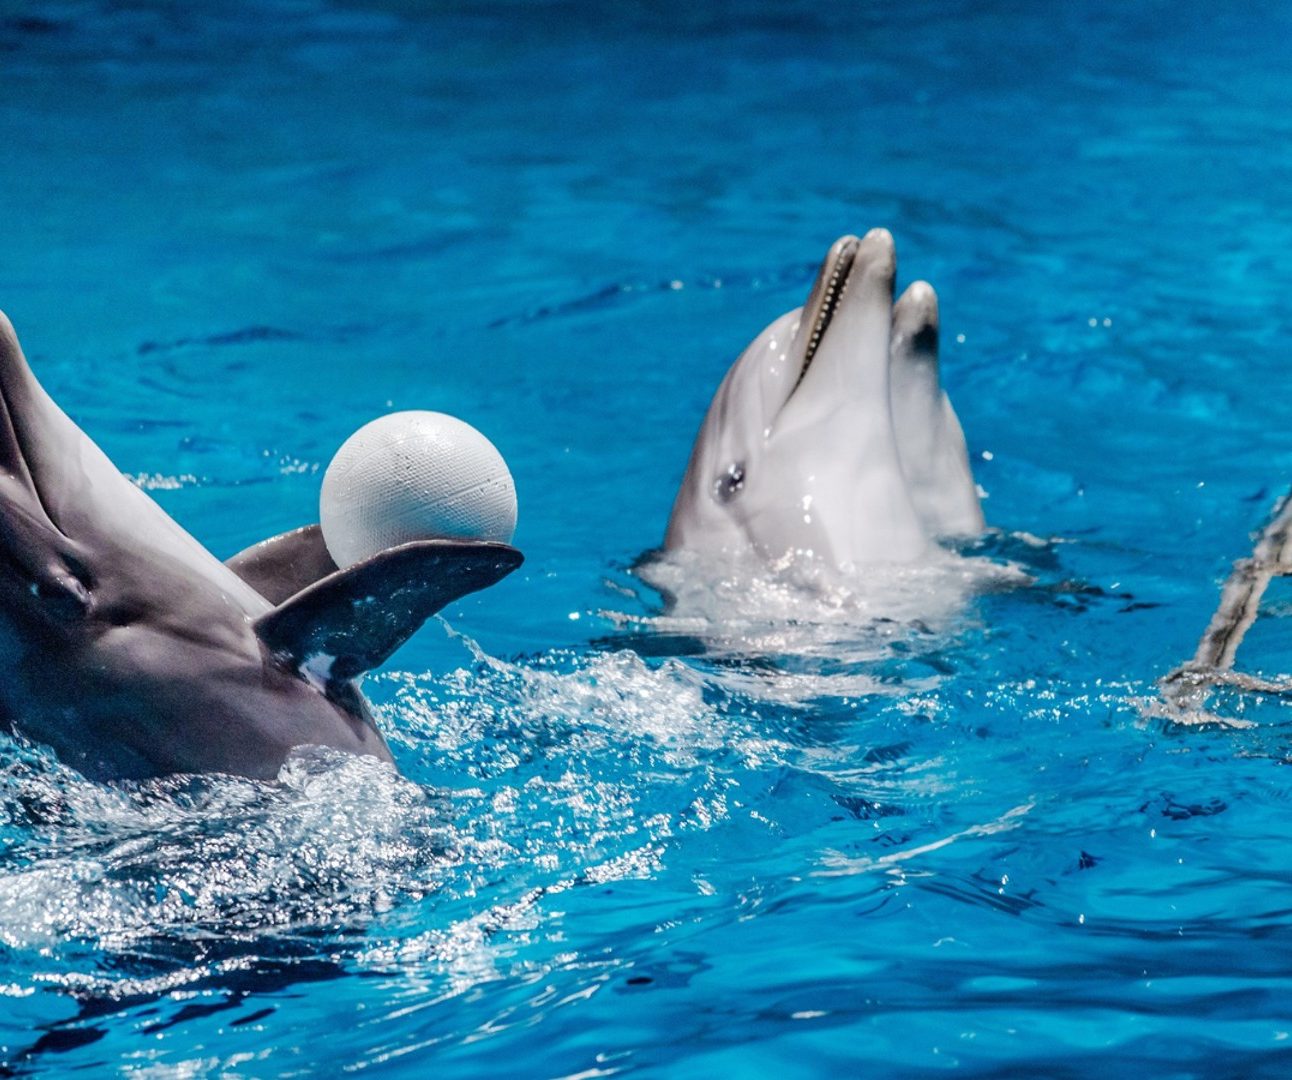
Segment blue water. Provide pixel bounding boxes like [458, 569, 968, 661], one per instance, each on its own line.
[2, 0, 1292, 1074]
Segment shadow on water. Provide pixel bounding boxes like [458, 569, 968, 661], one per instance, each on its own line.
[3, 938, 347, 1075]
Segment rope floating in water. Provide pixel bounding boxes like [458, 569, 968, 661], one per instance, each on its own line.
[1161, 490, 1292, 716]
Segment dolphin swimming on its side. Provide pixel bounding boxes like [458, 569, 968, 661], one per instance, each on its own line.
[0, 311, 521, 780]
[664, 229, 983, 570]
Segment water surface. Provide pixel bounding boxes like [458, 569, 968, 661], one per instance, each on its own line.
[1, 1, 1291, 1075]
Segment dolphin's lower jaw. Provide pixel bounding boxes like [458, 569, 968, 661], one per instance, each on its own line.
[664, 228, 982, 573]
[740, 428, 929, 570]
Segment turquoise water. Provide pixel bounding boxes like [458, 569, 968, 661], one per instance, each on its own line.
[3, 0, 1292, 1074]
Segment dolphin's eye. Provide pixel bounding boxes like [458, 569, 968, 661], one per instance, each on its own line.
[713, 463, 745, 503]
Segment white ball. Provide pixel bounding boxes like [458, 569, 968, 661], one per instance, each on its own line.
[320, 411, 517, 568]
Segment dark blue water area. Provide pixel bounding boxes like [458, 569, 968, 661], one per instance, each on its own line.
[2, 0, 1292, 1075]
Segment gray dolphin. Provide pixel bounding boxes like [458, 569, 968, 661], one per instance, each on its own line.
[0, 312, 521, 780]
[665, 229, 983, 569]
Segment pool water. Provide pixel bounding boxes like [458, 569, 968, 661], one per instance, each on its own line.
[2, 1, 1292, 1075]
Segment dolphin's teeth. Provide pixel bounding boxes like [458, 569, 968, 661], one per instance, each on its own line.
[795, 259, 849, 391]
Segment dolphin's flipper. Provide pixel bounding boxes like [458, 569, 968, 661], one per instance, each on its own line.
[254, 539, 523, 683]
[226, 525, 338, 604]
[889, 281, 985, 537]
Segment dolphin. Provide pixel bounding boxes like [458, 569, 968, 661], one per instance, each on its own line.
[664, 229, 983, 570]
[0, 311, 521, 781]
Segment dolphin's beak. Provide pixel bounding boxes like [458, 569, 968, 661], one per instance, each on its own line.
[776, 228, 896, 426]
[787, 233, 859, 389]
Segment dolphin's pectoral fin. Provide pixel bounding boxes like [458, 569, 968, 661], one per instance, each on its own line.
[891, 281, 939, 365]
[889, 280, 985, 538]
[226, 524, 338, 604]
[253, 539, 523, 682]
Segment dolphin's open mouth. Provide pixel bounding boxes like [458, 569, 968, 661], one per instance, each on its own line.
[790, 234, 861, 392]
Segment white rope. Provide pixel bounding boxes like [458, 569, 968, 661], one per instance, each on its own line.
[1160, 490, 1292, 714]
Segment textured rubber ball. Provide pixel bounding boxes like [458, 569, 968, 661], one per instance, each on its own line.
[320, 411, 517, 568]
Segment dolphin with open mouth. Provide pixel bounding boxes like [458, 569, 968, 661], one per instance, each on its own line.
[664, 228, 983, 571]
[0, 311, 521, 780]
